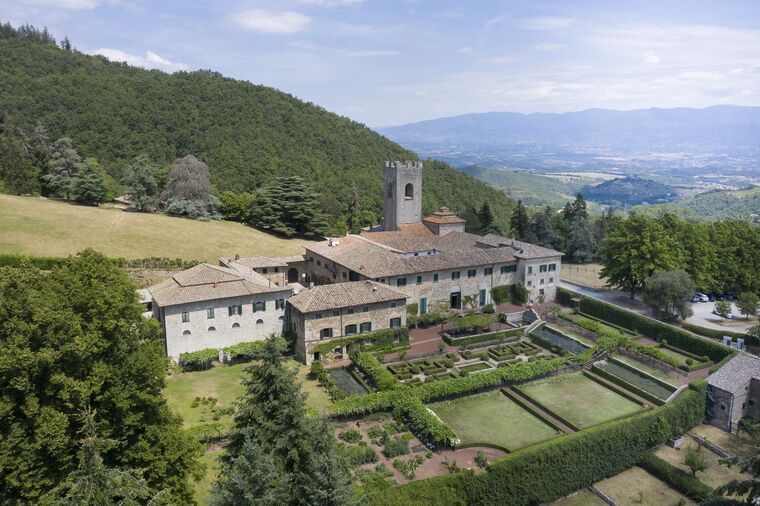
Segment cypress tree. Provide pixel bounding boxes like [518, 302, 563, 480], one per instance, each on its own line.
[510, 199, 529, 240]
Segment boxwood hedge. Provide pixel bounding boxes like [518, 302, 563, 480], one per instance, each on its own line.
[367, 381, 707, 505]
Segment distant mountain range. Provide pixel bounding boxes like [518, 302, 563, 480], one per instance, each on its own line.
[377, 106, 760, 183]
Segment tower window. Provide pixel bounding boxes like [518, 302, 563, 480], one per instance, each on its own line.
[405, 183, 414, 199]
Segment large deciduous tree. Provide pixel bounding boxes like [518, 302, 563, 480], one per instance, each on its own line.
[599, 214, 685, 297]
[212, 336, 352, 505]
[250, 175, 329, 238]
[159, 154, 220, 219]
[737, 292, 760, 321]
[43, 137, 82, 199]
[124, 154, 159, 212]
[642, 270, 695, 321]
[0, 250, 203, 504]
[0, 119, 38, 194]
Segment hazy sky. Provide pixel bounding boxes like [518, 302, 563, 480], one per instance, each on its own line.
[3, 0, 760, 126]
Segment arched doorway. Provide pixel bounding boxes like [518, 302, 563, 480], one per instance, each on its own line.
[287, 268, 299, 283]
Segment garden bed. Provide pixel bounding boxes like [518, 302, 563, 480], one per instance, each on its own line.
[593, 358, 676, 402]
[530, 324, 591, 355]
[457, 362, 493, 374]
[329, 367, 370, 396]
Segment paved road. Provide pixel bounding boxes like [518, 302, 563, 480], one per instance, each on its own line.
[558, 281, 651, 315]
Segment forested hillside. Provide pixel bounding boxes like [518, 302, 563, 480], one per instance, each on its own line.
[633, 186, 760, 222]
[582, 176, 676, 206]
[0, 28, 514, 230]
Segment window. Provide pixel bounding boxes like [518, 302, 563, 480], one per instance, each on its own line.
[389, 301, 397, 308]
[228, 305, 242, 316]
[484, 267, 493, 275]
[275, 299, 285, 310]
[345, 324, 357, 335]
[433, 273, 439, 282]
[317, 260, 322, 266]
[182, 330, 191, 335]
[274, 267, 279, 273]
[347, 308, 355, 315]
[207, 308, 215, 319]
[390, 317, 402, 328]
[315, 312, 323, 319]
[181, 312, 190, 323]
[549, 277, 554, 283]
[397, 277, 407, 287]
[467, 269, 476, 278]
[359, 322, 372, 333]
[342, 272, 347, 279]
[253, 301, 265, 312]
[256, 319, 264, 325]
[548, 263, 556, 272]
[540, 278, 545, 285]
[527, 280, 532, 287]
[404, 183, 414, 199]
[232, 323, 241, 328]
[416, 275, 422, 285]
[451, 271, 460, 280]
[333, 310, 340, 317]
[208, 326, 216, 332]
[539, 264, 548, 273]
[501, 265, 517, 274]
[262, 267, 268, 274]
[539, 288, 545, 296]
[420, 297, 427, 315]
[362, 306, 369, 313]
[320, 328, 333, 339]
[528, 266, 533, 274]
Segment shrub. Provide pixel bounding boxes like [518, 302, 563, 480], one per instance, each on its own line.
[638, 453, 712, 501]
[312, 327, 410, 355]
[179, 348, 218, 370]
[351, 351, 404, 391]
[511, 284, 529, 305]
[367, 427, 384, 440]
[343, 444, 378, 466]
[383, 437, 410, 458]
[491, 285, 511, 304]
[685, 358, 694, 366]
[338, 429, 362, 443]
[393, 458, 419, 480]
[556, 287, 575, 306]
[407, 303, 419, 316]
[410, 365, 421, 374]
[224, 340, 269, 362]
[482, 304, 495, 314]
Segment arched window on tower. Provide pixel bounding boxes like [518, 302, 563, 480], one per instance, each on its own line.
[405, 183, 414, 199]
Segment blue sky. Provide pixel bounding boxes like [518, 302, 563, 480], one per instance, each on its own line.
[3, 0, 760, 126]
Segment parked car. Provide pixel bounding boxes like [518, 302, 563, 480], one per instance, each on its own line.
[693, 293, 709, 302]
[712, 308, 736, 319]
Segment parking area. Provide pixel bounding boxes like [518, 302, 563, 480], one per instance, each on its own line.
[685, 300, 757, 332]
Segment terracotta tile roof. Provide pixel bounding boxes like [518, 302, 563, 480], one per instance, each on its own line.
[148, 263, 287, 307]
[288, 280, 406, 313]
[708, 352, 760, 393]
[219, 255, 288, 269]
[272, 254, 308, 263]
[423, 206, 466, 224]
[477, 234, 564, 258]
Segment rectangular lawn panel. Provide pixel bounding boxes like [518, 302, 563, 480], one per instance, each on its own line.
[457, 362, 492, 374]
[595, 466, 694, 506]
[431, 390, 558, 451]
[329, 367, 368, 396]
[517, 372, 644, 429]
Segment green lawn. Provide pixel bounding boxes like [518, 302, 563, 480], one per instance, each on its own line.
[431, 390, 558, 451]
[612, 353, 679, 385]
[164, 358, 332, 429]
[0, 194, 311, 262]
[458, 362, 492, 374]
[594, 466, 694, 506]
[193, 447, 223, 505]
[657, 346, 703, 367]
[517, 373, 644, 429]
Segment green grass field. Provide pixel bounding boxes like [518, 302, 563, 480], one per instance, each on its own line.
[164, 359, 333, 429]
[194, 447, 223, 504]
[0, 194, 311, 262]
[431, 390, 558, 451]
[517, 373, 643, 429]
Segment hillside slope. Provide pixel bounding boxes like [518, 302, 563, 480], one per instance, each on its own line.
[0, 194, 310, 262]
[633, 186, 760, 222]
[0, 34, 514, 229]
[582, 176, 676, 206]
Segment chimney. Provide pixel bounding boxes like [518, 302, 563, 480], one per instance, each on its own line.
[235, 253, 240, 260]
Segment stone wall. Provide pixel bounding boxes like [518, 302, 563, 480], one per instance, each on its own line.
[156, 289, 290, 360]
[384, 161, 422, 231]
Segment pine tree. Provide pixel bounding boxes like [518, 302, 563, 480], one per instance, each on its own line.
[216, 336, 353, 505]
[531, 206, 559, 249]
[124, 154, 159, 211]
[477, 202, 499, 235]
[510, 200, 529, 240]
[159, 154, 220, 219]
[566, 215, 595, 263]
[0, 119, 37, 194]
[250, 175, 329, 238]
[43, 137, 82, 199]
[70, 158, 107, 205]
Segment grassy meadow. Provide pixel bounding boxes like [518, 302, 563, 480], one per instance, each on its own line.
[0, 194, 311, 262]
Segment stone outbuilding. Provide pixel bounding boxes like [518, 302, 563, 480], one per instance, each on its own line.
[707, 352, 760, 432]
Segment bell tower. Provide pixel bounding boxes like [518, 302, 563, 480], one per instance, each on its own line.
[383, 161, 422, 231]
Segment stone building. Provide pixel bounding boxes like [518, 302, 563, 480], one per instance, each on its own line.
[707, 352, 760, 432]
[148, 263, 292, 360]
[287, 280, 407, 364]
[304, 161, 562, 312]
[219, 254, 309, 286]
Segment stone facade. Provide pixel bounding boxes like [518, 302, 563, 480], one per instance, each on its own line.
[383, 161, 423, 231]
[155, 290, 289, 361]
[707, 352, 760, 432]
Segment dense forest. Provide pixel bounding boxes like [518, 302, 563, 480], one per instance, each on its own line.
[0, 24, 515, 232]
[633, 185, 760, 223]
[581, 176, 676, 206]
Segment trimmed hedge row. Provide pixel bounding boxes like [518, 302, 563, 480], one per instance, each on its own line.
[638, 452, 712, 502]
[351, 351, 406, 392]
[578, 296, 732, 362]
[368, 381, 707, 505]
[179, 348, 219, 370]
[443, 327, 524, 346]
[311, 327, 409, 355]
[556, 287, 576, 306]
[682, 322, 757, 346]
[393, 395, 459, 448]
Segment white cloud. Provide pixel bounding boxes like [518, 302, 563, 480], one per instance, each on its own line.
[298, 0, 363, 6]
[521, 17, 575, 31]
[95, 48, 188, 72]
[345, 49, 399, 57]
[642, 52, 661, 64]
[18, 0, 100, 9]
[458, 46, 473, 54]
[533, 43, 565, 51]
[232, 9, 311, 34]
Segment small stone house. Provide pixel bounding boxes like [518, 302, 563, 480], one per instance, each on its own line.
[148, 263, 292, 361]
[286, 280, 407, 365]
[707, 352, 760, 432]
